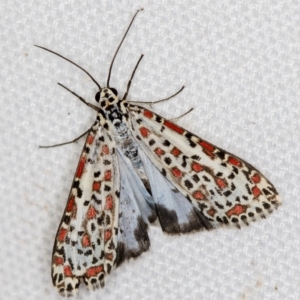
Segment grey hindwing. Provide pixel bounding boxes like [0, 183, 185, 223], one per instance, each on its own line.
[138, 147, 213, 233]
[116, 148, 155, 266]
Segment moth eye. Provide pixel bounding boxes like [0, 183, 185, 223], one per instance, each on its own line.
[95, 91, 101, 102]
[110, 88, 118, 96]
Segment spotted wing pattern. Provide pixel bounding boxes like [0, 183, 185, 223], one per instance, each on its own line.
[51, 122, 120, 297]
[128, 105, 281, 229]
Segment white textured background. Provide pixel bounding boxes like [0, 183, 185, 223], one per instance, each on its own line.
[1, 1, 299, 299]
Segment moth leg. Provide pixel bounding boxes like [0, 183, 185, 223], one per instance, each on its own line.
[128, 85, 185, 106]
[58, 82, 99, 111]
[123, 54, 144, 100]
[39, 128, 90, 148]
[168, 108, 194, 122]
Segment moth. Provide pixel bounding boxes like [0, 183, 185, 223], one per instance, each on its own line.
[36, 9, 281, 297]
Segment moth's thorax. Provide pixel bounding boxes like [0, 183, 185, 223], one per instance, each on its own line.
[96, 88, 129, 130]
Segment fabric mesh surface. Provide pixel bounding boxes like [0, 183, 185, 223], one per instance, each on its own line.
[0, 1, 299, 299]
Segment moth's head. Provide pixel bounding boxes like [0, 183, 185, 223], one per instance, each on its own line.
[95, 87, 119, 108]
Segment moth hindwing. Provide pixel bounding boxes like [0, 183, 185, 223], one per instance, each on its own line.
[37, 9, 281, 297]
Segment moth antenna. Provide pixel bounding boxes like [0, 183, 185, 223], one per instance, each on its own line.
[34, 45, 102, 90]
[106, 8, 143, 88]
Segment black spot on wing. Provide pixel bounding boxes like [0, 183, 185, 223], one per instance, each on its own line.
[192, 174, 200, 183]
[52, 273, 58, 286]
[163, 140, 171, 147]
[149, 139, 155, 146]
[262, 188, 271, 196]
[185, 132, 192, 139]
[63, 215, 71, 225]
[242, 170, 251, 181]
[92, 257, 98, 264]
[104, 185, 111, 191]
[215, 150, 225, 159]
[223, 190, 232, 197]
[189, 140, 197, 148]
[77, 187, 83, 198]
[191, 155, 200, 160]
[156, 116, 162, 122]
[228, 173, 235, 179]
[184, 179, 193, 189]
[103, 160, 111, 165]
[66, 283, 73, 292]
[232, 166, 239, 174]
[73, 180, 79, 188]
[164, 157, 172, 165]
[181, 155, 188, 168]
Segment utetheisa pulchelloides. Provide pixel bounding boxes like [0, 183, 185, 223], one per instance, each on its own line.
[36, 9, 281, 297]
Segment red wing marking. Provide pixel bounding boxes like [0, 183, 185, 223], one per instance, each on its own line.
[251, 173, 261, 184]
[252, 186, 262, 197]
[193, 190, 205, 200]
[67, 196, 75, 212]
[171, 147, 181, 157]
[57, 228, 67, 242]
[53, 256, 64, 265]
[76, 156, 86, 178]
[154, 147, 165, 157]
[104, 170, 112, 181]
[199, 141, 215, 153]
[87, 206, 97, 219]
[226, 204, 248, 217]
[139, 127, 150, 138]
[144, 110, 154, 118]
[82, 234, 91, 247]
[104, 230, 112, 241]
[105, 195, 113, 210]
[191, 162, 203, 172]
[171, 167, 183, 178]
[216, 178, 227, 189]
[228, 156, 241, 167]
[207, 207, 217, 217]
[64, 266, 73, 277]
[93, 181, 101, 191]
[86, 265, 104, 278]
[102, 145, 109, 155]
[163, 120, 185, 134]
[87, 134, 95, 145]
[105, 253, 113, 261]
